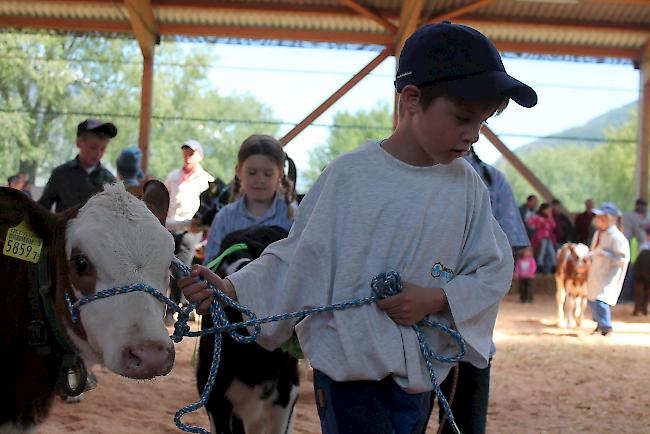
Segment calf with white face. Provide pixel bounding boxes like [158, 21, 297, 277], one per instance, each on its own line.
[0, 182, 175, 433]
[555, 242, 591, 328]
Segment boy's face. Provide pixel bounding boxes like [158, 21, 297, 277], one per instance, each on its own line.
[77, 133, 109, 169]
[408, 91, 497, 165]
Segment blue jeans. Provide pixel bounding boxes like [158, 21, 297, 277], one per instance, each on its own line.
[536, 237, 557, 274]
[313, 369, 432, 434]
[588, 299, 612, 332]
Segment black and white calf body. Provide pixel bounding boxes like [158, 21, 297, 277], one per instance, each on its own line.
[0, 182, 175, 434]
[196, 225, 299, 434]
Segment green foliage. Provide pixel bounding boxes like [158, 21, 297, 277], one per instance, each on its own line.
[498, 109, 640, 212]
[0, 31, 278, 186]
[304, 102, 392, 185]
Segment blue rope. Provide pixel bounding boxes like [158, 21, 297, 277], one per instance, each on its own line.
[65, 258, 465, 434]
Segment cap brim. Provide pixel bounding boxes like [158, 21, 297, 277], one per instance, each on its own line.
[442, 71, 538, 108]
[88, 122, 118, 138]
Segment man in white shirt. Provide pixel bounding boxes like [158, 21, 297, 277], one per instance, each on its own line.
[164, 140, 214, 320]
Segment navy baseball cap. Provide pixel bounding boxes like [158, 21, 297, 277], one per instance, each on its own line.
[395, 22, 537, 108]
[77, 118, 118, 138]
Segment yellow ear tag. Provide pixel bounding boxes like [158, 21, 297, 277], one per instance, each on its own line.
[3, 220, 43, 263]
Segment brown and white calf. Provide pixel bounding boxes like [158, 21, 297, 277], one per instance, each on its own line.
[0, 182, 175, 434]
[555, 242, 591, 328]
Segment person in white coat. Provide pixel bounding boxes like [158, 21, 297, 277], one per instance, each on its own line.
[587, 202, 630, 336]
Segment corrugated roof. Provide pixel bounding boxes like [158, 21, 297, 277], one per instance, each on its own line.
[0, 0, 648, 60]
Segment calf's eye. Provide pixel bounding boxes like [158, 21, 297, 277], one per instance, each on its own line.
[74, 256, 90, 275]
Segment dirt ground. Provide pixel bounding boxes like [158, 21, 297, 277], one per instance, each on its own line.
[39, 291, 650, 434]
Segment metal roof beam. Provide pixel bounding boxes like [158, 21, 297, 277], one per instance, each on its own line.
[0, 17, 642, 60]
[495, 41, 640, 60]
[461, 15, 650, 36]
[158, 24, 393, 45]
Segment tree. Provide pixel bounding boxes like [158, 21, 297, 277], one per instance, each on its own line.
[0, 31, 279, 186]
[497, 109, 639, 212]
[303, 102, 392, 185]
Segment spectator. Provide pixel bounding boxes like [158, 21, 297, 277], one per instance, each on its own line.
[164, 139, 214, 323]
[632, 226, 650, 316]
[116, 146, 145, 186]
[519, 194, 538, 240]
[38, 118, 117, 212]
[620, 198, 648, 301]
[573, 198, 595, 245]
[587, 203, 630, 335]
[465, 147, 530, 251]
[527, 203, 557, 274]
[551, 198, 573, 245]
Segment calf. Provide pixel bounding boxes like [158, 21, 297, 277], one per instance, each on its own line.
[555, 242, 591, 328]
[196, 225, 299, 434]
[0, 182, 175, 434]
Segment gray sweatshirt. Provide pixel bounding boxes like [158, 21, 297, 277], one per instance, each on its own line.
[229, 140, 513, 393]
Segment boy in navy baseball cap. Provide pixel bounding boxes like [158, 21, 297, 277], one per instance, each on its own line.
[180, 22, 536, 434]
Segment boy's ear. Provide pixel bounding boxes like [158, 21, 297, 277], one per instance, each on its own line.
[399, 85, 422, 114]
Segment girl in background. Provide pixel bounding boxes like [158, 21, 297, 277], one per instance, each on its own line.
[203, 134, 295, 265]
[527, 203, 557, 274]
[514, 246, 537, 303]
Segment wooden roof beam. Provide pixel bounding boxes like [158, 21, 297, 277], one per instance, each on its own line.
[280, 47, 391, 146]
[124, 0, 159, 57]
[481, 125, 557, 203]
[340, 0, 397, 34]
[425, 0, 495, 25]
[394, 0, 423, 54]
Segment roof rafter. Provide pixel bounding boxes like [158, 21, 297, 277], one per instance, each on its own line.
[124, 0, 159, 57]
[394, 0, 423, 54]
[340, 0, 397, 34]
[425, 0, 495, 25]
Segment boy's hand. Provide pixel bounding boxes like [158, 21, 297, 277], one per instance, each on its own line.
[178, 265, 236, 315]
[376, 282, 448, 326]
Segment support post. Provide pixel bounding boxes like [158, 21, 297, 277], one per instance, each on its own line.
[481, 125, 557, 202]
[280, 48, 391, 146]
[393, 0, 423, 129]
[636, 43, 650, 201]
[139, 54, 153, 173]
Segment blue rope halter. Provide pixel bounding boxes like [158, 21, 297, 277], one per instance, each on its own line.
[65, 258, 465, 434]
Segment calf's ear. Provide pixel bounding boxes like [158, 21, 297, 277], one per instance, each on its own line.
[142, 180, 169, 226]
[0, 187, 57, 243]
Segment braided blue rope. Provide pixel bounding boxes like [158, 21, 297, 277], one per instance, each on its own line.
[65, 259, 465, 434]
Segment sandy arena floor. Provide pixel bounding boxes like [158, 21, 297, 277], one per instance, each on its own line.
[38, 292, 650, 434]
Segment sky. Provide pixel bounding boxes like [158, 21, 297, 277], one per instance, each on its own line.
[193, 42, 640, 186]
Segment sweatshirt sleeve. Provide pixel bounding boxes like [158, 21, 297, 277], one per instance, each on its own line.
[440, 176, 514, 363]
[226, 167, 331, 351]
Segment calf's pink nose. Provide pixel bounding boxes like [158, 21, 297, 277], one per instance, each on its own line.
[122, 341, 175, 379]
